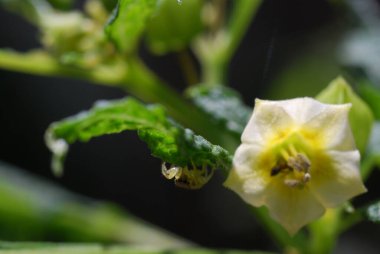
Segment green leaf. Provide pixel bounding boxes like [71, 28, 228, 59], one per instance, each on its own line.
[47, 0, 73, 10]
[0, 242, 272, 254]
[186, 85, 252, 138]
[101, 0, 118, 11]
[105, 0, 158, 53]
[145, 0, 203, 54]
[45, 97, 232, 178]
[0, 161, 191, 245]
[0, 0, 53, 24]
[316, 76, 374, 154]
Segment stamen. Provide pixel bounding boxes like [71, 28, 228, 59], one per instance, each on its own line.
[289, 144, 297, 156]
[280, 149, 290, 161]
[284, 179, 302, 188]
[303, 173, 311, 182]
[271, 149, 312, 188]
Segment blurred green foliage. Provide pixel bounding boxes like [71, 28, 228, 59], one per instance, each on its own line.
[0, 161, 190, 246]
[145, 0, 203, 54]
[105, 0, 158, 53]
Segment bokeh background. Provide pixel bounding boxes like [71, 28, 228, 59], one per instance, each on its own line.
[1, 0, 380, 252]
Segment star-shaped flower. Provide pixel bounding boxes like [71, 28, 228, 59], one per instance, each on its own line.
[224, 97, 367, 234]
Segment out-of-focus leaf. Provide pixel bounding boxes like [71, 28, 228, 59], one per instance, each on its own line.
[343, 199, 380, 230]
[47, 0, 73, 10]
[316, 76, 374, 154]
[145, 0, 203, 54]
[101, 0, 118, 12]
[0, 0, 52, 24]
[0, 242, 272, 254]
[105, 0, 158, 53]
[46, 97, 232, 176]
[186, 85, 251, 138]
[0, 161, 190, 246]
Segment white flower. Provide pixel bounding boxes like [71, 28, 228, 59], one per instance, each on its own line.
[224, 97, 367, 235]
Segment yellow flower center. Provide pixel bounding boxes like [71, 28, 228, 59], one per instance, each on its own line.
[261, 130, 321, 189]
[272, 144, 311, 188]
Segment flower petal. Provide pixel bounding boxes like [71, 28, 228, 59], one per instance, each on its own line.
[242, 99, 295, 145]
[265, 183, 325, 235]
[269, 97, 330, 124]
[304, 104, 356, 151]
[310, 150, 367, 208]
[224, 144, 269, 207]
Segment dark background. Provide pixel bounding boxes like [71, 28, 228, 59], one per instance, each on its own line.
[1, 0, 380, 252]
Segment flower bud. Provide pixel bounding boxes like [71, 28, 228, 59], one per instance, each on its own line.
[316, 76, 374, 154]
[145, 0, 203, 54]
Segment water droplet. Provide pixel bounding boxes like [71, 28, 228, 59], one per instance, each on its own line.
[177, 0, 182, 5]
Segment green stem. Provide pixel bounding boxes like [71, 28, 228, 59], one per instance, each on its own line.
[0, 49, 238, 152]
[0, 241, 273, 254]
[195, 0, 262, 85]
[0, 50, 127, 85]
[225, 0, 262, 63]
[308, 209, 340, 254]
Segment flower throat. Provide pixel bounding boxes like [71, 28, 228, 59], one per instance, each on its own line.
[271, 144, 311, 188]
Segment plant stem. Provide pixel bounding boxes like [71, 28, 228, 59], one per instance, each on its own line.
[0, 50, 127, 85]
[0, 49, 239, 152]
[308, 209, 340, 254]
[195, 0, 262, 85]
[225, 0, 262, 62]
[0, 241, 273, 254]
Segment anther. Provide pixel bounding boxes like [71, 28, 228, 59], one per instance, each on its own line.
[287, 153, 311, 172]
[273, 151, 312, 188]
[303, 173, 311, 182]
[284, 179, 302, 188]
